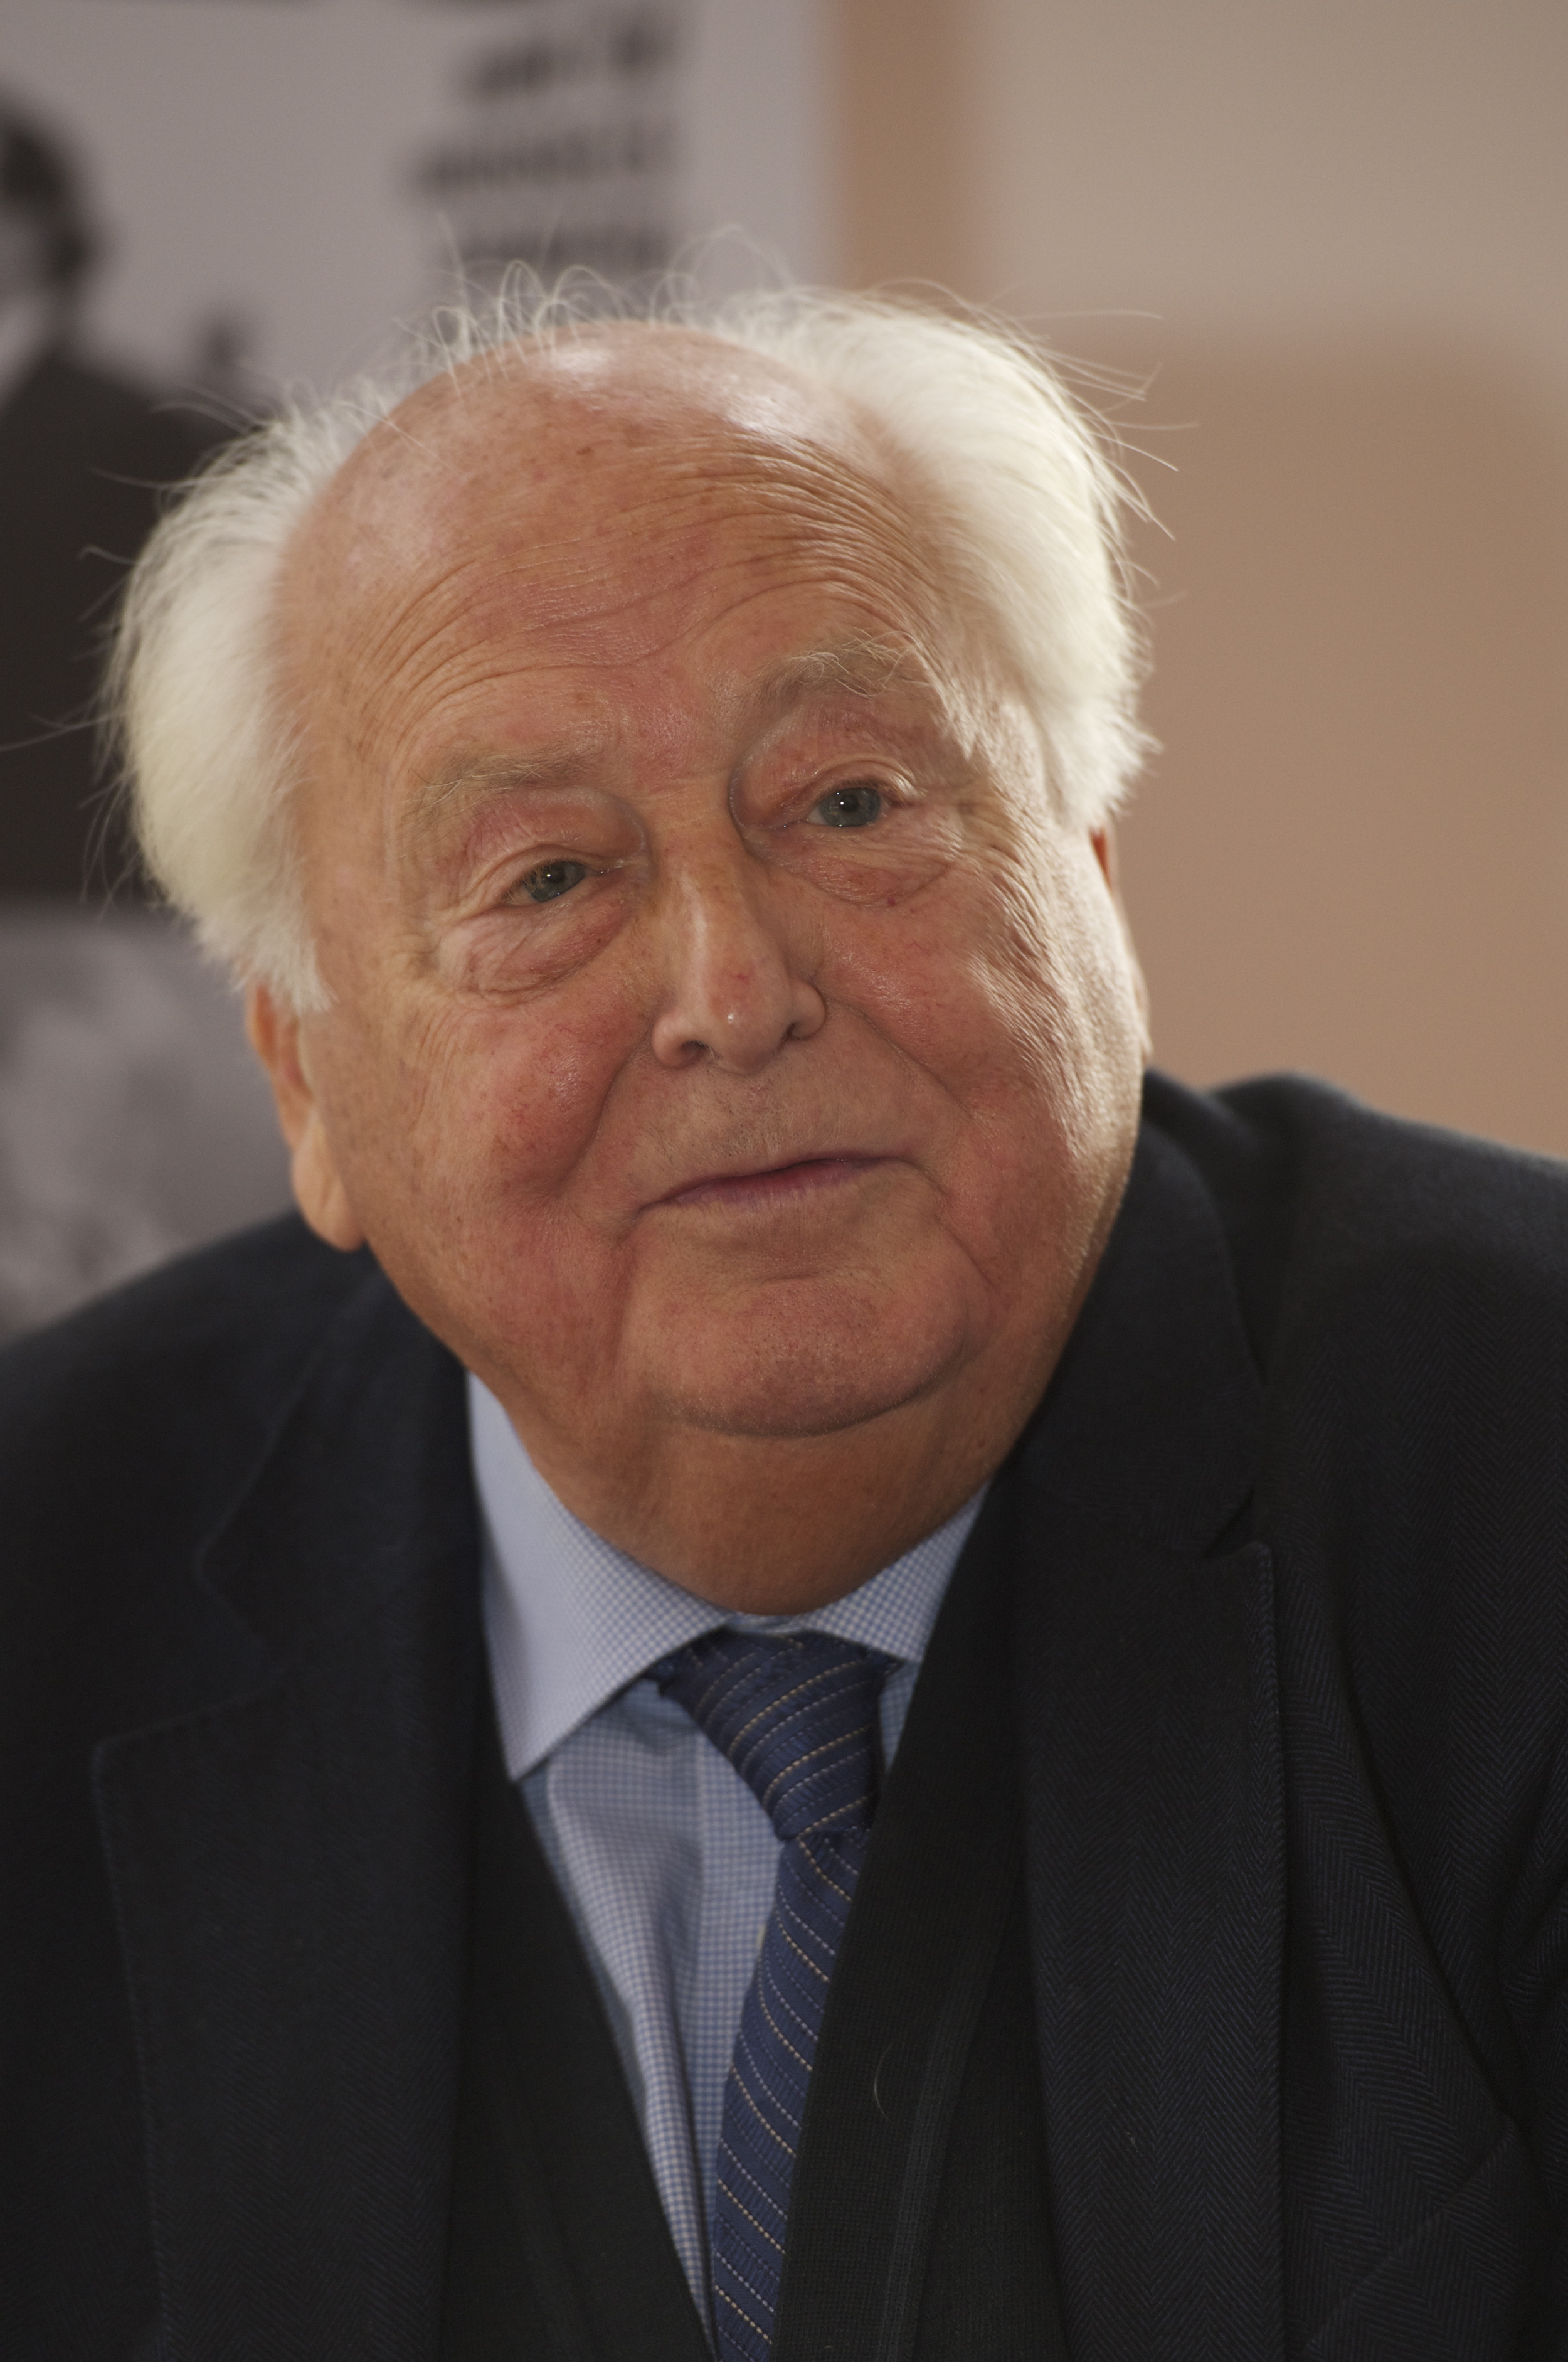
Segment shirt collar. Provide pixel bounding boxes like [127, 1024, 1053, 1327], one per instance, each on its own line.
[467, 1373, 984, 1781]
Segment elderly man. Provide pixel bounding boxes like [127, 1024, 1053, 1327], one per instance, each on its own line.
[3, 289, 1565, 2362]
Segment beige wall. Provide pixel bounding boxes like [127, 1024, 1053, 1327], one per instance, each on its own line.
[833, 0, 1568, 1155]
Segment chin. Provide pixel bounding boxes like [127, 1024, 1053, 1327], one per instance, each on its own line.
[633, 1280, 972, 1441]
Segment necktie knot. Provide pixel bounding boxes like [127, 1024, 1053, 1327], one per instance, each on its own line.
[656, 1628, 891, 1841]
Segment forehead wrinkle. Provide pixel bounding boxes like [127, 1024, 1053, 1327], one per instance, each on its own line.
[290, 398, 980, 792]
[402, 629, 960, 806]
[333, 521, 948, 763]
[332, 414, 941, 626]
[404, 748, 602, 836]
[748, 635, 941, 713]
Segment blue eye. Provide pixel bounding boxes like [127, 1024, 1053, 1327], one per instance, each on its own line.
[519, 859, 588, 904]
[813, 783, 882, 829]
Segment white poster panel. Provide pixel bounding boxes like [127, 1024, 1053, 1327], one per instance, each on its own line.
[0, 0, 829, 397]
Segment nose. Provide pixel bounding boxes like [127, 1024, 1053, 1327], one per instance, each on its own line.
[649, 853, 827, 1073]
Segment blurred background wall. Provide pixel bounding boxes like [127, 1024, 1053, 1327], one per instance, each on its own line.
[0, 0, 1562, 1333]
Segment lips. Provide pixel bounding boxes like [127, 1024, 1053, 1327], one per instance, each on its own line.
[657, 1153, 891, 1211]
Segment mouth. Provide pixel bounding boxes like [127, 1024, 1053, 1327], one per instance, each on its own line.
[657, 1154, 893, 1213]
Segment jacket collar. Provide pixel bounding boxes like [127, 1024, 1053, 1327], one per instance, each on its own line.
[1017, 1114, 1264, 1553]
[95, 1263, 480, 2362]
[1009, 1117, 1286, 2361]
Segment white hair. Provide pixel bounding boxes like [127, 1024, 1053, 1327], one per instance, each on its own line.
[108, 280, 1152, 1014]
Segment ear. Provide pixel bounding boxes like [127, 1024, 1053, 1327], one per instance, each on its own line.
[245, 984, 366, 1252]
[1090, 824, 1153, 1063]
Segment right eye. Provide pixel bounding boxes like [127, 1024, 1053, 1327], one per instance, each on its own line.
[811, 782, 884, 829]
[517, 859, 588, 905]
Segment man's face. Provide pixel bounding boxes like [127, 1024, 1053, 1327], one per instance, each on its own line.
[263, 331, 1148, 1582]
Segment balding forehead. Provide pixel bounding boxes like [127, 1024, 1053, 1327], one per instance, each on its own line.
[319, 326, 887, 536]
[264, 322, 1022, 805]
[275, 329, 920, 692]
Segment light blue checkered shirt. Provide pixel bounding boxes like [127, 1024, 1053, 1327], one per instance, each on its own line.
[467, 1374, 983, 2327]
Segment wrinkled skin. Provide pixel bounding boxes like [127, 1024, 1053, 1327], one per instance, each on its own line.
[250, 328, 1150, 1609]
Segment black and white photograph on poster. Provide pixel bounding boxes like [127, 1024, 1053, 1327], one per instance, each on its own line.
[0, 0, 828, 1335]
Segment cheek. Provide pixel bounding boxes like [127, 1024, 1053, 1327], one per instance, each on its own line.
[320, 974, 644, 1232]
[821, 833, 1142, 1198]
[978, 824, 1141, 1092]
[814, 856, 1082, 1106]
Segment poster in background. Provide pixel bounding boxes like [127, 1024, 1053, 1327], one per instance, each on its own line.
[0, 0, 830, 1335]
[2, 0, 830, 399]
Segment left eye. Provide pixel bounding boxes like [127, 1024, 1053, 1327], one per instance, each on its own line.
[812, 782, 883, 829]
[517, 859, 588, 904]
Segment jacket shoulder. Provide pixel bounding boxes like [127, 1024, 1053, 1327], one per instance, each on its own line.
[1151, 1087, 1568, 2127]
[1145, 1069, 1568, 1380]
[0, 1216, 373, 1555]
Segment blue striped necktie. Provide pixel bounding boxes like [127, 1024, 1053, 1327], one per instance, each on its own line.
[657, 1629, 893, 2362]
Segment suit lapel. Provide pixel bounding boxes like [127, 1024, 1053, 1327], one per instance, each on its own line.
[442, 1700, 712, 2362]
[1012, 1126, 1286, 2361]
[94, 1267, 480, 2362]
[773, 1476, 1048, 2362]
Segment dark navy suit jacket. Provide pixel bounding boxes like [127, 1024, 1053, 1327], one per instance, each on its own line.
[4, 1072, 1567, 2359]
